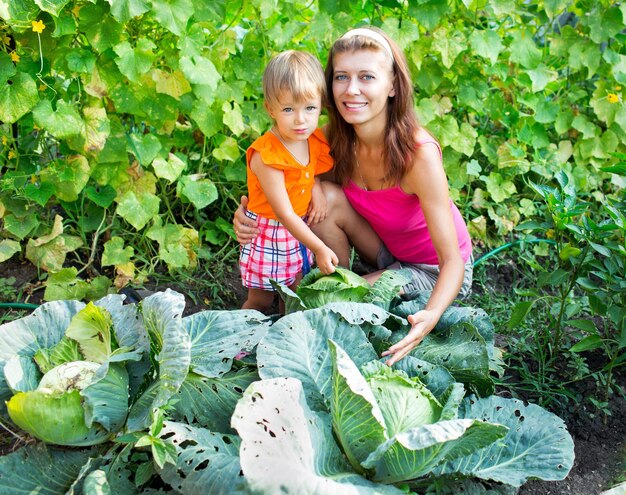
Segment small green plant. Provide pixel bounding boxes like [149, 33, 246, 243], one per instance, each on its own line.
[507, 168, 626, 415]
[0, 277, 18, 302]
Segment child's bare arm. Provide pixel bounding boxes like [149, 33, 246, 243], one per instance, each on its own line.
[250, 153, 338, 274]
[306, 178, 327, 226]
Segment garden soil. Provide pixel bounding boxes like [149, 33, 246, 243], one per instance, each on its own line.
[0, 258, 624, 495]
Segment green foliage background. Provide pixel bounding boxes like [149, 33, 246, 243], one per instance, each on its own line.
[0, 0, 624, 298]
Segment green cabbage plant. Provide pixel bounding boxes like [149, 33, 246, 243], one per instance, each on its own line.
[0, 290, 271, 493]
[233, 336, 575, 493]
[1, 298, 147, 446]
[0, 293, 574, 494]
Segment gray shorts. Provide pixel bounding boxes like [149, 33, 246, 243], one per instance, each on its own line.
[376, 245, 473, 299]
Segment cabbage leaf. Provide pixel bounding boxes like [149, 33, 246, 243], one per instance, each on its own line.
[434, 395, 576, 486]
[232, 377, 404, 495]
[158, 421, 245, 494]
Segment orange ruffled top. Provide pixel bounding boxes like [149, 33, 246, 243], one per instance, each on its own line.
[246, 128, 334, 219]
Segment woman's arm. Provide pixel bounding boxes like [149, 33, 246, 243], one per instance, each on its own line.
[382, 142, 465, 366]
[250, 152, 338, 274]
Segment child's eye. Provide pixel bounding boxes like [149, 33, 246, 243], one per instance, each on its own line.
[283, 107, 293, 112]
[306, 106, 317, 111]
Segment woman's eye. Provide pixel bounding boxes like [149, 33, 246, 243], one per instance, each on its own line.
[334, 74, 348, 81]
[361, 74, 374, 80]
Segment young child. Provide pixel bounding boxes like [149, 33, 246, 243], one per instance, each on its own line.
[239, 50, 339, 312]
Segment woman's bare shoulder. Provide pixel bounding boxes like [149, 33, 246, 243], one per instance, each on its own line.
[414, 127, 435, 142]
[401, 130, 447, 195]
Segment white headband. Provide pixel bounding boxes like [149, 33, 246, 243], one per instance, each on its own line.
[340, 28, 395, 61]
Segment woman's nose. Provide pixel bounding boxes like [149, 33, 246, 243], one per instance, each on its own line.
[346, 78, 360, 95]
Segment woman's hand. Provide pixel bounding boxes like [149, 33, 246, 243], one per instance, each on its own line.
[307, 180, 328, 225]
[381, 309, 438, 366]
[233, 196, 260, 244]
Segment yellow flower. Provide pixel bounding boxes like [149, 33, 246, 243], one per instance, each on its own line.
[10, 51, 20, 63]
[32, 20, 45, 33]
[39, 84, 46, 91]
[1, 136, 7, 145]
[30, 175, 37, 184]
[546, 229, 555, 239]
[616, 86, 622, 91]
[8, 150, 16, 159]
[607, 93, 620, 104]
[2, 35, 10, 45]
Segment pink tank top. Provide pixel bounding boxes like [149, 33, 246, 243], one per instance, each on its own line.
[343, 139, 472, 265]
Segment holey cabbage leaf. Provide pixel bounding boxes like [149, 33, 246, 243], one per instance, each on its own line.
[433, 395, 576, 486]
[167, 308, 269, 433]
[256, 303, 406, 412]
[0, 295, 147, 446]
[126, 289, 191, 431]
[232, 377, 404, 495]
[157, 421, 246, 495]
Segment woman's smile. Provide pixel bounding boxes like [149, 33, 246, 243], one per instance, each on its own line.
[343, 102, 368, 110]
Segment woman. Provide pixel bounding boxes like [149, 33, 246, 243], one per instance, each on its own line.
[234, 27, 473, 365]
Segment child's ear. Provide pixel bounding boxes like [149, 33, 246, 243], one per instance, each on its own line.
[264, 101, 275, 118]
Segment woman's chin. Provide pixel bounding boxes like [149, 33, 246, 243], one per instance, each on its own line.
[338, 111, 368, 125]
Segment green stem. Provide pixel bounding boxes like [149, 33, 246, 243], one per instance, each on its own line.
[76, 212, 111, 277]
[551, 244, 589, 359]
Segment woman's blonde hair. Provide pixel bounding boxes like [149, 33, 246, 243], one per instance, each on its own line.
[263, 50, 326, 109]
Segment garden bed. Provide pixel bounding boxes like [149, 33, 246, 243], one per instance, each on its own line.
[0, 257, 624, 495]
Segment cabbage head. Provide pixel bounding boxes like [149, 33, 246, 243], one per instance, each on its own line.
[273, 267, 409, 313]
[1, 298, 142, 446]
[7, 361, 128, 446]
[297, 267, 371, 308]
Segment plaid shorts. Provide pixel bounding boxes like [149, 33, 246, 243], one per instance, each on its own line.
[239, 210, 313, 290]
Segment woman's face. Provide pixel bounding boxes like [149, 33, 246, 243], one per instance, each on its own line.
[331, 48, 395, 128]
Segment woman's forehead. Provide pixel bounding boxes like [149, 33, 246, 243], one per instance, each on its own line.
[333, 48, 393, 71]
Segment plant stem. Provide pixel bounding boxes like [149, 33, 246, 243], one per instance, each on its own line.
[551, 245, 589, 359]
[77, 212, 111, 277]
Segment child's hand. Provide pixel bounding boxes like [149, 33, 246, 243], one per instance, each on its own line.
[307, 181, 327, 225]
[314, 246, 338, 274]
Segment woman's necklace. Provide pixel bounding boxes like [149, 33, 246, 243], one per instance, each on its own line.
[270, 128, 309, 166]
[354, 144, 369, 191]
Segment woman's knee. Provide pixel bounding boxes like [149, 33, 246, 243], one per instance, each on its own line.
[320, 181, 353, 220]
[321, 181, 343, 206]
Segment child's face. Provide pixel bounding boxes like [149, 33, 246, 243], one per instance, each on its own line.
[265, 91, 322, 143]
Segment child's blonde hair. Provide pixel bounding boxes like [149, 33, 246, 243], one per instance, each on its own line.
[263, 50, 326, 109]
